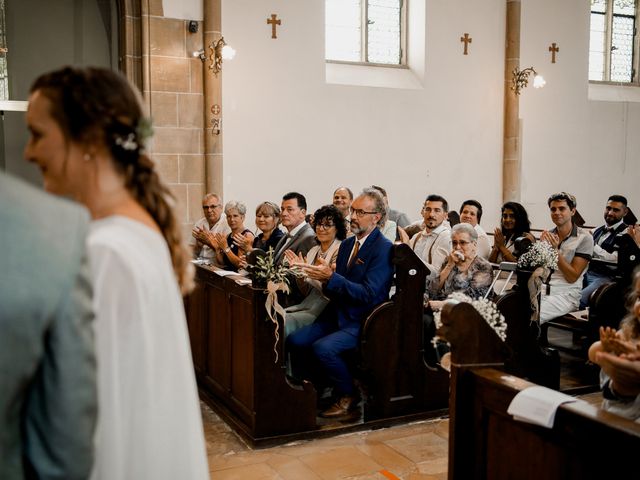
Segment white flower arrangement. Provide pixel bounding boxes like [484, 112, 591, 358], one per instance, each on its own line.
[517, 240, 558, 271]
[434, 292, 507, 342]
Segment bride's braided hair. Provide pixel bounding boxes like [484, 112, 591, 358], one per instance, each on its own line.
[31, 66, 194, 294]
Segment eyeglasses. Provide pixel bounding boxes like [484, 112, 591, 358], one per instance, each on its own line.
[203, 204, 221, 210]
[451, 240, 472, 247]
[350, 207, 378, 218]
[316, 222, 335, 230]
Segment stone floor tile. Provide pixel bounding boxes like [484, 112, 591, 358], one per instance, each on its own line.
[211, 462, 282, 480]
[383, 432, 448, 464]
[355, 442, 415, 475]
[300, 446, 385, 480]
[266, 453, 323, 479]
[416, 457, 448, 476]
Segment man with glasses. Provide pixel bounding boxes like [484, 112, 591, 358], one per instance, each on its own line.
[540, 192, 593, 323]
[191, 193, 231, 262]
[287, 188, 394, 420]
[408, 194, 452, 280]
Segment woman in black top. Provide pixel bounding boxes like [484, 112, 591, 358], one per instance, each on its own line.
[214, 200, 254, 271]
[252, 201, 285, 253]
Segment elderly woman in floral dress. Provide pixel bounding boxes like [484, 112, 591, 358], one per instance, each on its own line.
[424, 223, 494, 365]
[428, 223, 494, 309]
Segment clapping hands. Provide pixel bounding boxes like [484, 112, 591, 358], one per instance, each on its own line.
[283, 249, 305, 267]
[627, 224, 640, 248]
[600, 326, 639, 357]
[539, 230, 560, 250]
[298, 257, 333, 282]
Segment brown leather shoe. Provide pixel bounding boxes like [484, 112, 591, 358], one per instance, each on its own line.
[319, 395, 359, 418]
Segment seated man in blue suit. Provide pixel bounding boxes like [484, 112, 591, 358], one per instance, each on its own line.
[287, 188, 394, 419]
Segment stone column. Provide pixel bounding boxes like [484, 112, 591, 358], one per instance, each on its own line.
[503, 0, 521, 202]
[203, 0, 223, 196]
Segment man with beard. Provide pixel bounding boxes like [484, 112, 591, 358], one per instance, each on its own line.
[580, 195, 629, 308]
[286, 188, 394, 419]
[408, 194, 452, 279]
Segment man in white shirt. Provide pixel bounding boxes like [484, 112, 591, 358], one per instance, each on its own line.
[191, 193, 231, 262]
[580, 195, 629, 308]
[408, 194, 452, 278]
[540, 192, 593, 323]
[459, 199, 491, 259]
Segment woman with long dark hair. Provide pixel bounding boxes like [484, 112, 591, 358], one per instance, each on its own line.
[489, 201, 536, 263]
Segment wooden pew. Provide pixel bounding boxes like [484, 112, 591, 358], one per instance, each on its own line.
[185, 266, 317, 446]
[358, 243, 449, 419]
[185, 243, 450, 445]
[540, 280, 627, 358]
[439, 300, 640, 480]
[493, 270, 561, 389]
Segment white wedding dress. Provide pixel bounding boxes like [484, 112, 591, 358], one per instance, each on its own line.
[88, 216, 208, 480]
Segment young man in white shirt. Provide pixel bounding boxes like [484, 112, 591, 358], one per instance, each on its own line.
[539, 192, 594, 323]
[408, 194, 452, 278]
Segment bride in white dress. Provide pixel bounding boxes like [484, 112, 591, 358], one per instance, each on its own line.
[24, 66, 209, 480]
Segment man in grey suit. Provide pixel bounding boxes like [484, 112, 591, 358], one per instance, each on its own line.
[273, 191, 317, 265]
[0, 172, 97, 479]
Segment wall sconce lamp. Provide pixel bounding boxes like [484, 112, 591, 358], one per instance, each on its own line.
[211, 37, 237, 76]
[192, 49, 206, 61]
[192, 37, 236, 76]
[511, 67, 546, 95]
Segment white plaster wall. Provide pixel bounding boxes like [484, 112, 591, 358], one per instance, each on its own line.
[221, 0, 506, 231]
[162, 0, 203, 21]
[520, 0, 639, 229]
[159, 0, 640, 231]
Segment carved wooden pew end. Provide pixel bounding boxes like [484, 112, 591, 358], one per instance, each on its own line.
[440, 300, 640, 480]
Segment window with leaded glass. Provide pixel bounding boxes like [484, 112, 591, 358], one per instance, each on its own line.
[0, 0, 7, 100]
[589, 0, 639, 83]
[325, 0, 406, 67]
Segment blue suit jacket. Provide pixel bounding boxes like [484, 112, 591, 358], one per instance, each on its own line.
[324, 227, 394, 335]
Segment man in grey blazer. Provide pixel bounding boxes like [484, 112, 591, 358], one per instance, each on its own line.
[0, 172, 97, 479]
[273, 191, 317, 265]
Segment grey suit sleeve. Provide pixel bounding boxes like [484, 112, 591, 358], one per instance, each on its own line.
[297, 233, 319, 259]
[24, 226, 97, 480]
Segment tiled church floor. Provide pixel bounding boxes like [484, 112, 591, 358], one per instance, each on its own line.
[201, 402, 450, 479]
[201, 329, 605, 479]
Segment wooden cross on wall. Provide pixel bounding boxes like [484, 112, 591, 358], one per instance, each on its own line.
[267, 14, 281, 39]
[548, 42, 559, 63]
[460, 33, 472, 55]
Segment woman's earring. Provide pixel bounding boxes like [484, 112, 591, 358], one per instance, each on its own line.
[83, 153, 92, 162]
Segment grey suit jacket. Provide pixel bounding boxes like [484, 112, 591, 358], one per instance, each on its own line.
[0, 173, 97, 480]
[273, 223, 317, 265]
